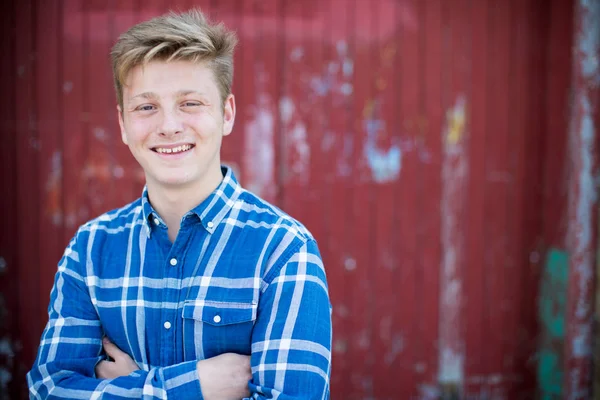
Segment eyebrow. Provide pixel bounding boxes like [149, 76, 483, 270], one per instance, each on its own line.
[129, 90, 208, 102]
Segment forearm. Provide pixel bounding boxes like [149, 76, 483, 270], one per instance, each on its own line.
[28, 358, 202, 399]
[250, 239, 332, 399]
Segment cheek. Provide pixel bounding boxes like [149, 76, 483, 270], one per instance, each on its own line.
[126, 119, 154, 143]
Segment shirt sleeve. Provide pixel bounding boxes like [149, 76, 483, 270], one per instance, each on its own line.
[248, 239, 332, 400]
[26, 233, 204, 400]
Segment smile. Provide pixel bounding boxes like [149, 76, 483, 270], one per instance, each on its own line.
[153, 144, 194, 154]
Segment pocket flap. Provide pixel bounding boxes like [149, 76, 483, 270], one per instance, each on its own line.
[182, 300, 257, 326]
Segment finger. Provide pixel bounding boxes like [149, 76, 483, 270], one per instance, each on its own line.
[95, 360, 109, 379]
[102, 337, 125, 361]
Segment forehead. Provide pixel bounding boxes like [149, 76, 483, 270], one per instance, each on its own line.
[123, 60, 218, 98]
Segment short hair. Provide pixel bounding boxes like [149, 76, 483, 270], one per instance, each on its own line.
[110, 9, 238, 109]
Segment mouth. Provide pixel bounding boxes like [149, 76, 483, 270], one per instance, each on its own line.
[152, 144, 195, 155]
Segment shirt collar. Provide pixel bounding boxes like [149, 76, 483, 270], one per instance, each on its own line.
[141, 166, 242, 236]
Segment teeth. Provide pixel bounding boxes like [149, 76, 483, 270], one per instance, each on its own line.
[156, 144, 192, 154]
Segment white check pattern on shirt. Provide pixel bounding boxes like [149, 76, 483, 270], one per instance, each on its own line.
[28, 166, 332, 400]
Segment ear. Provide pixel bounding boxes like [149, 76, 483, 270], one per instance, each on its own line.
[117, 106, 128, 145]
[222, 94, 236, 137]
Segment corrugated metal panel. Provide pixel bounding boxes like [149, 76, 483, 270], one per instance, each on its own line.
[564, 0, 599, 398]
[0, 0, 594, 399]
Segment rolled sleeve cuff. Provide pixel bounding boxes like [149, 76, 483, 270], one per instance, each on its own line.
[163, 360, 203, 400]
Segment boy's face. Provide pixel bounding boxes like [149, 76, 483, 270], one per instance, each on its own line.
[118, 60, 235, 191]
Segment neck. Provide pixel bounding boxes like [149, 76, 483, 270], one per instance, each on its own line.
[146, 166, 223, 242]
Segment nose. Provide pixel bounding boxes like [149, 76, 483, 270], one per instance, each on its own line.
[159, 109, 183, 136]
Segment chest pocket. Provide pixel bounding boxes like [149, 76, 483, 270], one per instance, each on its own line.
[182, 299, 257, 360]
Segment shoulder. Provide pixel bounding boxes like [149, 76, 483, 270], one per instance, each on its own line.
[234, 189, 322, 282]
[73, 197, 144, 245]
[235, 188, 315, 243]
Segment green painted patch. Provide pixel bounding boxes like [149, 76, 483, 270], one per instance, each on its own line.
[537, 248, 568, 398]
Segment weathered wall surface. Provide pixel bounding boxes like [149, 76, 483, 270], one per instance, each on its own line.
[1, 0, 596, 399]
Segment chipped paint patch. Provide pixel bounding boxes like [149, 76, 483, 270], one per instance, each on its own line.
[344, 257, 356, 271]
[564, 1, 599, 397]
[446, 96, 467, 146]
[243, 93, 275, 202]
[278, 95, 311, 183]
[279, 96, 295, 125]
[336, 135, 354, 177]
[439, 348, 464, 383]
[288, 122, 311, 181]
[578, 0, 600, 83]
[438, 95, 468, 388]
[362, 101, 401, 183]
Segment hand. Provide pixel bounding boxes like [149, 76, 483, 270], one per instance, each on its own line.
[196, 353, 252, 400]
[95, 337, 140, 379]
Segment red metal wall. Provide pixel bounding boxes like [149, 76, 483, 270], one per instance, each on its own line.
[0, 0, 591, 399]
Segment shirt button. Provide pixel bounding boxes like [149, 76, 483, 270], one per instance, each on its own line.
[163, 321, 171, 330]
[213, 315, 221, 323]
[207, 221, 214, 229]
[169, 258, 177, 266]
[153, 217, 160, 225]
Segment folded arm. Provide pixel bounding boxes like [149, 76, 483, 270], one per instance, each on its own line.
[27, 234, 202, 400]
[249, 239, 332, 399]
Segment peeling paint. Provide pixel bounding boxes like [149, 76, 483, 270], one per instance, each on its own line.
[362, 101, 401, 183]
[578, 0, 600, 83]
[279, 96, 295, 125]
[439, 348, 464, 383]
[243, 92, 275, 202]
[336, 135, 354, 177]
[344, 257, 356, 271]
[340, 82, 353, 96]
[288, 122, 310, 180]
[564, 0, 599, 397]
[438, 95, 468, 388]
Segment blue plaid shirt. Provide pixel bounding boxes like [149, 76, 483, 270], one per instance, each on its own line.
[27, 167, 332, 399]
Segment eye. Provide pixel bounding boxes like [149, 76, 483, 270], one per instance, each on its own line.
[182, 101, 202, 107]
[135, 104, 156, 112]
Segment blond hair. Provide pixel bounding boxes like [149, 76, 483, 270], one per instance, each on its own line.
[110, 9, 238, 109]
